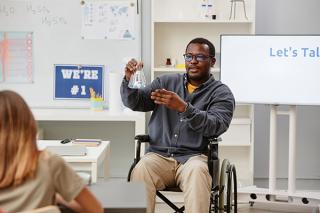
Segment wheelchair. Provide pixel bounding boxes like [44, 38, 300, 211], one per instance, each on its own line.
[127, 135, 238, 213]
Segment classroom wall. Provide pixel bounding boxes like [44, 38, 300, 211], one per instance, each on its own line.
[254, 0, 320, 189]
[141, 0, 151, 83]
[141, 0, 152, 128]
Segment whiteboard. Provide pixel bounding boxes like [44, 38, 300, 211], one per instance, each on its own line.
[220, 35, 320, 105]
[0, 0, 141, 108]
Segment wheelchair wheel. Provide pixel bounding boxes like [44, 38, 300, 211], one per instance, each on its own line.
[226, 164, 237, 213]
[218, 159, 238, 213]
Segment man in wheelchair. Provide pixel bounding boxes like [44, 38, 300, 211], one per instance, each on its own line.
[121, 38, 235, 213]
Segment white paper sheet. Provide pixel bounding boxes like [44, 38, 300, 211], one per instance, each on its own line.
[81, 0, 136, 40]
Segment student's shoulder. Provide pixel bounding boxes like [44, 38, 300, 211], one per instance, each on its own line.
[40, 150, 66, 168]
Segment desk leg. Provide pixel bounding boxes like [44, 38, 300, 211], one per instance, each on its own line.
[91, 162, 97, 183]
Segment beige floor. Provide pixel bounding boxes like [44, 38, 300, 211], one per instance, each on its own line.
[155, 203, 267, 213]
[155, 202, 318, 213]
[155, 205, 284, 213]
[153, 190, 319, 213]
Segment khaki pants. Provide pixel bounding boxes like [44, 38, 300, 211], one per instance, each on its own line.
[130, 152, 212, 213]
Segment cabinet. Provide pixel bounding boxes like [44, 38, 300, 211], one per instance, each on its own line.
[151, 0, 255, 187]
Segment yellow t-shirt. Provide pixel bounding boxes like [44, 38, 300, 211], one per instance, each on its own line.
[187, 82, 198, 94]
[0, 151, 85, 213]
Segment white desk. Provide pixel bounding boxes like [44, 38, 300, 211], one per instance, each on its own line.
[37, 140, 110, 183]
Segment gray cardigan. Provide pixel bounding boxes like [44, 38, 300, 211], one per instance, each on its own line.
[121, 73, 235, 163]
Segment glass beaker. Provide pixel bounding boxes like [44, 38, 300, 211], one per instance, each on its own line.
[128, 64, 146, 89]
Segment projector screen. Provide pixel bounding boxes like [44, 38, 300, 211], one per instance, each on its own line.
[220, 35, 320, 105]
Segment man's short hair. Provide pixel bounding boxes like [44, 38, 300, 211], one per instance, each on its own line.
[186, 37, 215, 57]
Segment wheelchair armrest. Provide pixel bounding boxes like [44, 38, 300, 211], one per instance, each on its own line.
[207, 137, 221, 189]
[208, 137, 222, 145]
[134, 135, 150, 164]
[208, 137, 221, 159]
[134, 134, 150, 142]
[128, 135, 151, 182]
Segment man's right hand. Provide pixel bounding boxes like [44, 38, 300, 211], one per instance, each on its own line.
[124, 59, 143, 81]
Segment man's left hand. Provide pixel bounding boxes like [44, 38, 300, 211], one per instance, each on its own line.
[151, 89, 187, 113]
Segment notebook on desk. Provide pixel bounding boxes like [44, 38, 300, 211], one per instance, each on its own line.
[46, 145, 87, 156]
[72, 139, 101, 147]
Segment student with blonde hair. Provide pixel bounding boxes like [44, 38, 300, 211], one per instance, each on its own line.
[0, 90, 103, 213]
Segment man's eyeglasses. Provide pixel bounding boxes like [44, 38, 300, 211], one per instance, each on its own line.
[183, 54, 213, 62]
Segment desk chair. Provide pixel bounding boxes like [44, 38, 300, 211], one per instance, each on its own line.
[18, 206, 61, 213]
[127, 135, 238, 213]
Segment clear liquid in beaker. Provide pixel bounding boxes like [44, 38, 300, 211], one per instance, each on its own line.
[128, 65, 146, 89]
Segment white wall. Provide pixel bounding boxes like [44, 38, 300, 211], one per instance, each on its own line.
[254, 0, 320, 188]
[141, 0, 151, 83]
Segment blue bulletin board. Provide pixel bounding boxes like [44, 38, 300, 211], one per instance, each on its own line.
[54, 64, 104, 100]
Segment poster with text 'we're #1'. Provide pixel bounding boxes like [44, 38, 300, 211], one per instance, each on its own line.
[54, 64, 104, 100]
[0, 32, 33, 83]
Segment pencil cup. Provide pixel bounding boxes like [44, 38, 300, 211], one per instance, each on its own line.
[90, 98, 104, 111]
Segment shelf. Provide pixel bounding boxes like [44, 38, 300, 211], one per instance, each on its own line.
[153, 19, 254, 23]
[154, 67, 220, 73]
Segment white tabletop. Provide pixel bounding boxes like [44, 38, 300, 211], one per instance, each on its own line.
[37, 140, 110, 162]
